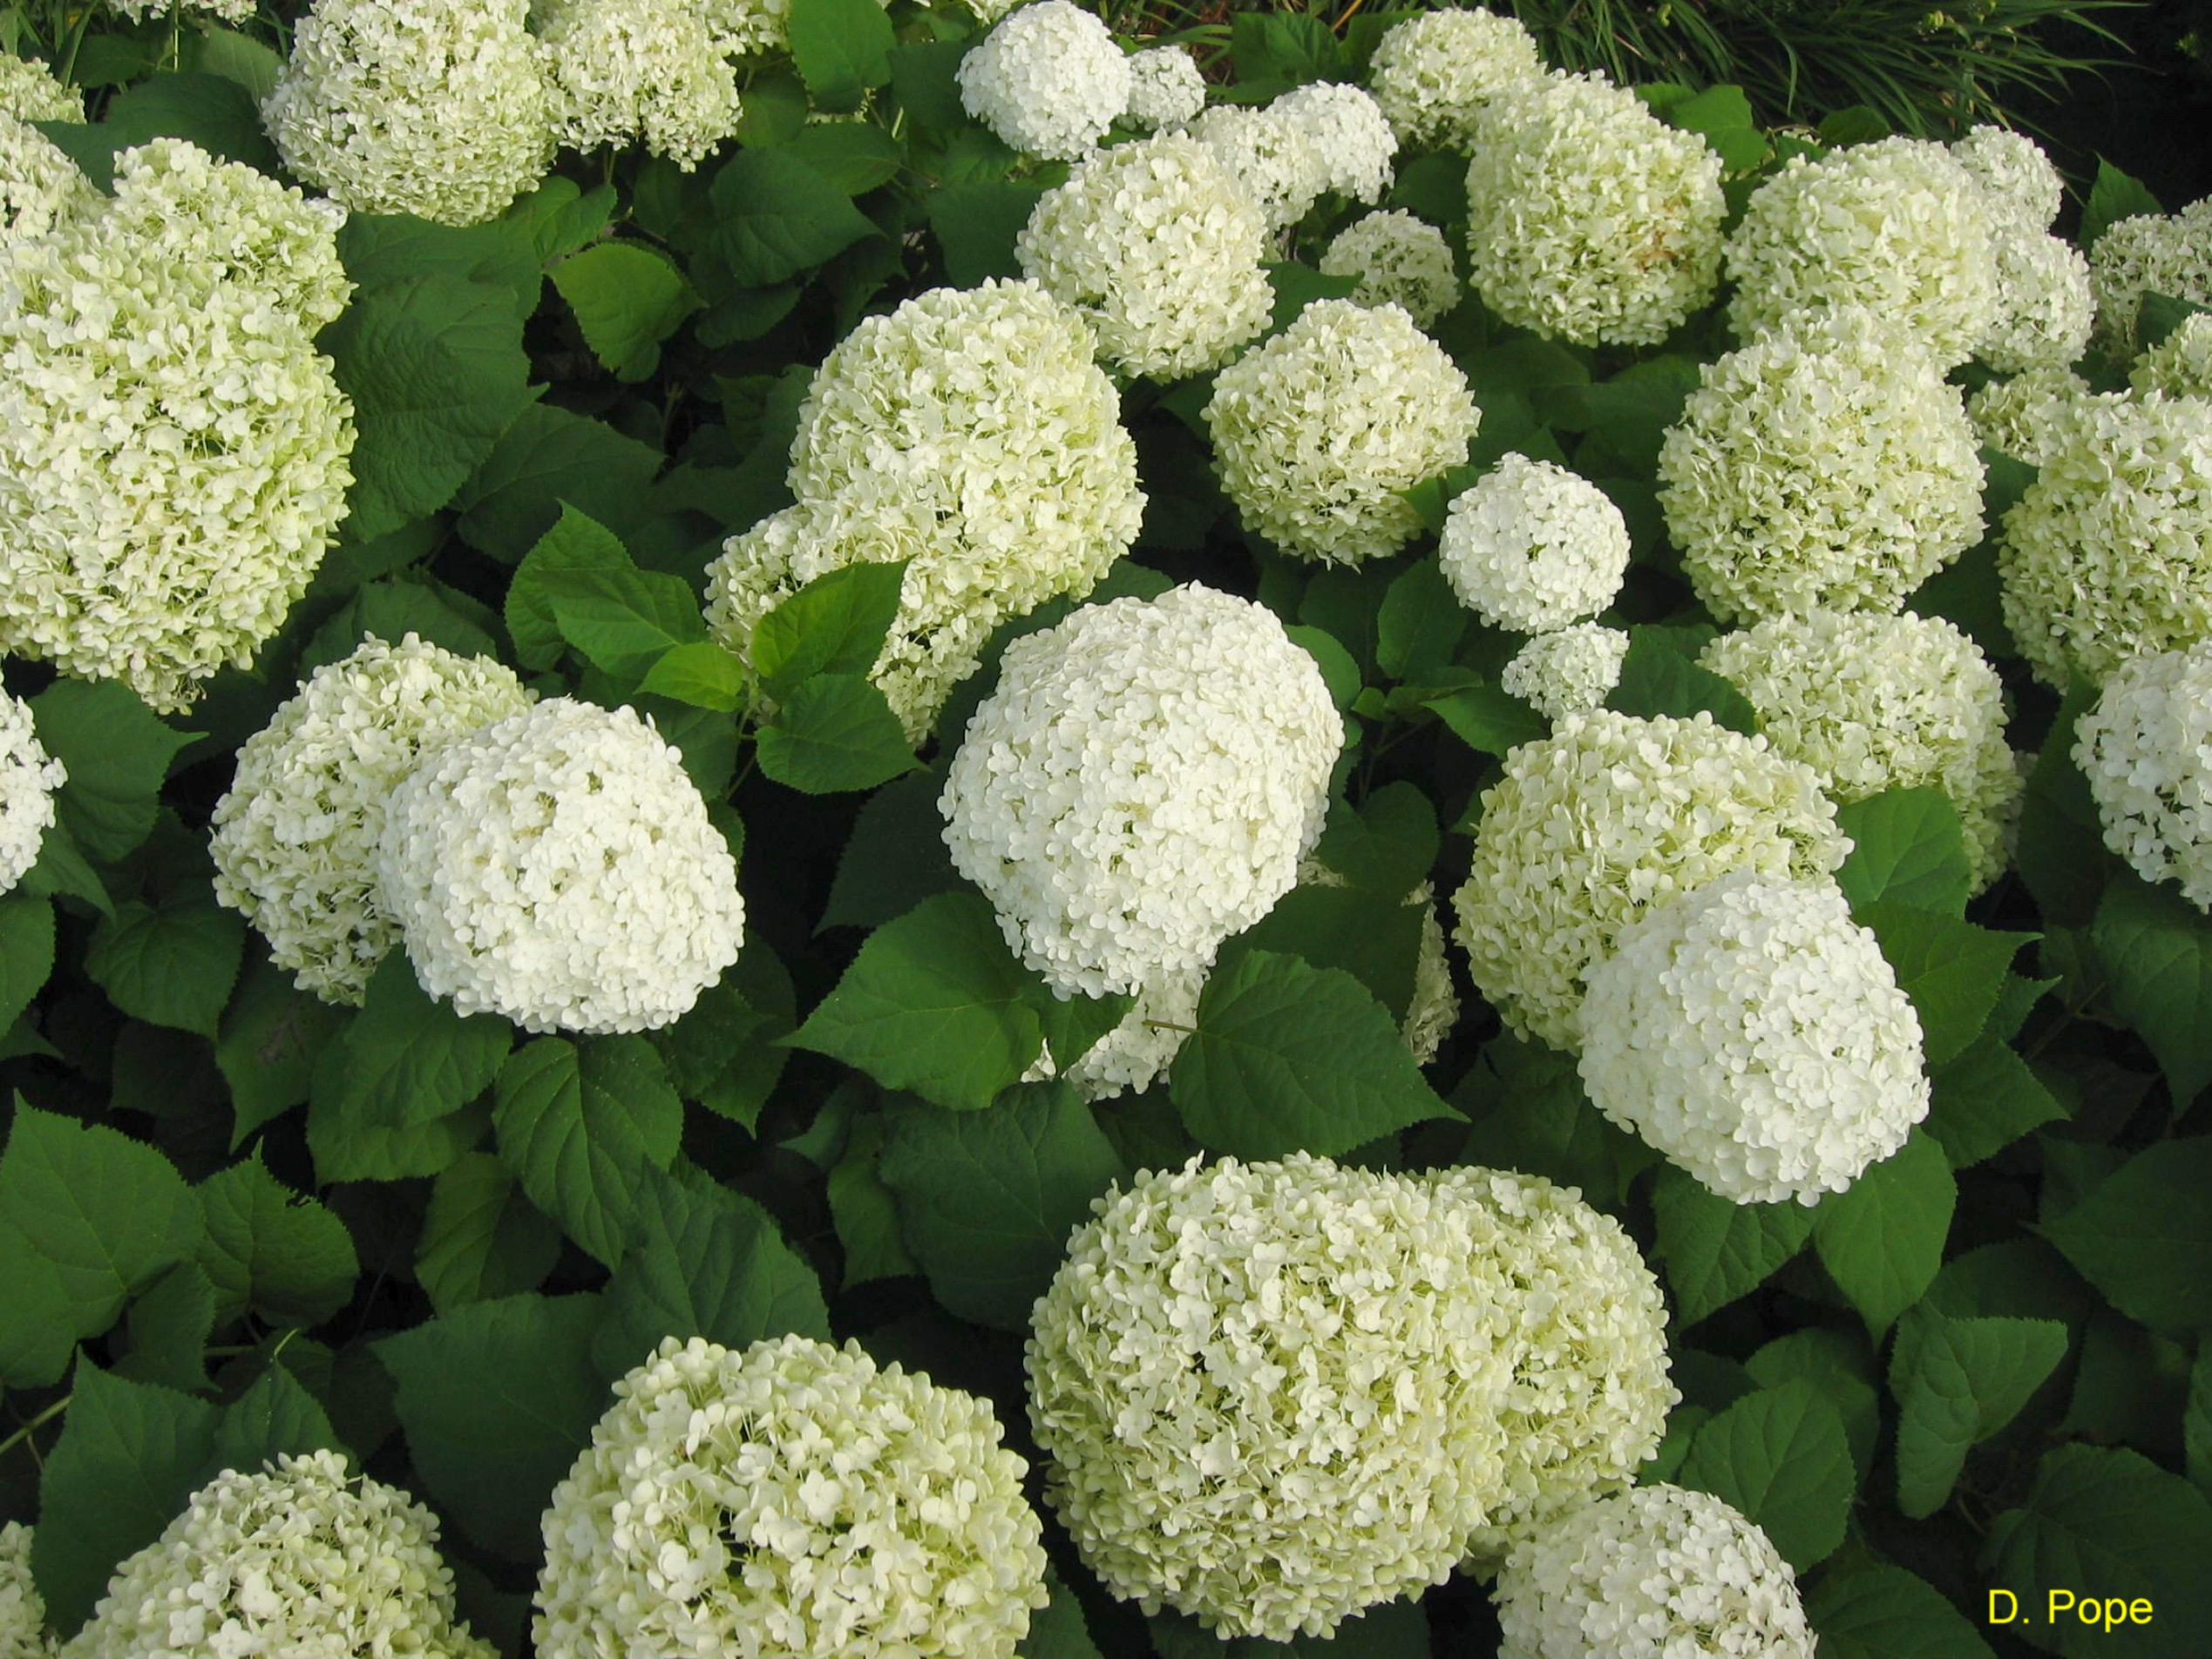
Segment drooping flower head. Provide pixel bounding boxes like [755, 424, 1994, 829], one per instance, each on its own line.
[1439, 455, 1630, 632]
[1366, 6, 1543, 150]
[1320, 209, 1460, 328]
[2074, 639, 2212, 911]
[1501, 623, 1632, 721]
[957, 0, 1131, 162]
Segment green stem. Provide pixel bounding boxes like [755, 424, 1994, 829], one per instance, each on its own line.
[56, 2, 96, 87]
[0, 1394, 71, 1461]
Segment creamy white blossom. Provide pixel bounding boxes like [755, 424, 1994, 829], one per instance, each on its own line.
[1186, 104, 1322, 231]
[940, 586, 1341, 999]
[2075, 640, 2212, 910]
[1968, 366, 2108, 465]
[1501, 624, 1631, 721]
[1270, 83, 1395, 204]
[0, 55, 81, 123]
[1978, 228, 2094, 374]
[1440, 456, 1630, 632]
[958, 0, 1131, 162]
[105, 0, 254, 19]
[1122, 45, 1204, 131]
[1205, 298, 1479, 565]
[1950, 124, 2063, 230]
[377, 697, 743, 1033]
[537, 1335, 1048, 1659]
[0, 1516, 44, 1659]
[1657, 306, 1984, 622]
[2088, 198, 2212, 355]
[1464, 71, 1726, 347]
[1320, 209, 1459, 328]
[535, 0, 743, 169]
[1580, 870, 1929, 1204]
[0, 112, 93, 253]
[2133, 311, 2212, 400]
[1367, 7, 1543, 149]
[1495, 1485, 1815, 1659]
[1450, 711, 1848, 1052]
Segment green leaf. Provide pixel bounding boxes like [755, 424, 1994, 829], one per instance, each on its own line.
[1311, 783, 1438, 900]
[787, 121, 906, 193]
[42, 71, 277, 189]
[2080, 158, 2162, 251]
[709, 149, 880, 287]
[1022, 1565, 1103, 1659]
[310, 953, 513, 1134]
[2092, 870, 2212, 1105]
[113, 1263, 216, 1394]
[193, 1155, 358, 1329]
[1265, 261, 1363, 335]
[821, 765, 964, 931]
[323, 274, 536, 542]
[29, 680, 195, 864]
[1745, 1329, 1881, 1480]
[1607, 626, 1758, 733]
[209, 1360, 339, 1478]
[1225, 884, 1424, 1024]
[1417, 676, 1547, 756]
[1679, 1380, 1855, 1571]
[1230, 10, 1340, 86]
[1923, 1035, 2066, 1168]
[0, 894, 54, 1033]
[2012, 680, 2105, 928]
[302, 571, 499, 673]
[1450, 1031, 1657, 1207]
[549, 567, 709, 681]
[2040, 1135, 2212, 1332]
[1285, 624, 1361, 712]
[786, 0, 895, 111]
[827, 1114, 919, 1290]
[1669, 82, 1755, 133]
[492, 1035, 685, 1267]
[451, 404, 663, 563]
[926, 180, 1049, 288]
[638, 640, 745, 711]
[753, 559, 907, 701]
[1375, 559, 1467, 681]
[1651, 1165, 1816, 1327]
[790, 891, 1043, 1112]
[1805, 1561, 1999, 1659]
[1813, 1131, 1955, 1339]
[551, 241, 701, 381]
[18, 817, 113, 919]
[1857, 904, 2030, 1067]
[2138, 291, 2212, 352]
[1026, 982, 1136, 1076]
[84, 896, 243, 1040]
[506, 504, 634, 670]
[1890, 1305, 2068, 1517]
[1834, 788, 1973, 917]
[2188, 1344, 2212, 1499]
[757, 674, 918, 793]
[377, 1292, 610, 1561]
[1816, 105, 1891, 145]
[307, 1081, 490, 1185]
[1170, 949, 1447, 1160]
[416, 1151, 563, 1315]
[184, 24, 284, 103]
[1985, 1445, 2212, 1659]
[649, 946, 794, 1130]
[878, 1084, 1125, 1331]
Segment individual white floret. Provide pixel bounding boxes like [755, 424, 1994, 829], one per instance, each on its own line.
[1440, 457, 1629, 632]
[1656, 306, 1985, 622]
[1494, 1485, 1816, 1659]
[1320, 209, 1459, 328]
[264, 0, 553, 227]
[0, 112, 93, 252]
[2074, 640, 2212, 910]
[0, 1522, 44, 1659]
[957, 0, 1132, 162]
[1998, 389, 2212, 687]
[1205, 298, 1480, 565]
[1464, 71, 1726, 348]
[1976, 227, 2094, 374]
[1501, 624, 1631, 721]
[1121, 45, 1204, 131]
[537, 1334, 1048, 1659]
[1186, 105, 1322, 231]
[2132, 311, 2212, 400]
[1725, 136, 1997, 369]
[1581, 870, 1929, 1204]
[940, 586, 1341, 999]
[210, 635, 536, 1006]
[2088, 199, 2212, 356]
[0, 54, 80, 123]
[1949, 124, 2063, 230]
[1968, 366, 2109, 465]
[536, 0, 743, 169]
[1366, 6, 1543, 150]
[1270, 82, 1395, 204]
[1450, 711, 1849, 1052]
[377, 697, 743, 1033]
[62, 1451, 494, 1659]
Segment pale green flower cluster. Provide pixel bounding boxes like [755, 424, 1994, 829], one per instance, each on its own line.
[0, 54, 80, 122]
[2073, 640, 2212, 910]
[1366, 6, 1543, 149]
[1968, 366, 2108, 465]
[1949, 125, 2064, 231]
[1271, 83, 1396, 205]
[1978, 229, 2093, 374]
[1440, 455, 1630, 633]
[535, 0, 743, 169]
[1122, 45, 1205, 132]
[1187, 105, 1321, 232]
[1501, 623, 1632, 721]
[1320, 209, 1460, 328]
[957, 0, 1131, 161]
[0, 113, 96, 249]
[0, 1522, 47, 1659]
[2133, 312, 2212, 401]
[105, 0, 254, 19]
[2087, 198, 2212, 355]
[537, 1335, 1048, 1659]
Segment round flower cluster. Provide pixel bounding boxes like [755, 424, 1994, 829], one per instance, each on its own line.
[1656, 306, 1985, 622]
[377, 697, 743, 1033]
[1271, 82, 1395, 204]
[1367, 6, 1544, 149]
[537, 1335, 1048, 1659]
[0, 687, 62, 902]
[1451, 711, 1848, 1052]
[957, 0, 1131, 162]
[707, 281, 1143, 743]
[1440, 456, 1631, 633]
[1123, 45, 1205, 132]
[1204, 298, 1480, 565]
[210, 635, 536, 1006]
[1187, 105, 1321, 231]
[1724, 137, 1996, 369]
[1501, 623, 1632, 721]
[0, 144, 355, 714]
[0, 53, 79, 122]
[1998, 389, 2212, 687]
[535, 0, 743, 170]
[264, 0, 553, 227]
[1950, 124, 2064, 231]
[64, 1451, 494, 1659]
[1967, 367, 2106, 466]
[2073, 640, 2212, 909]
[1016, 133, 1273, 380]
[1463, 71, 1726, 347]
[0, 1522, 44, 1659]
[2133, 311, 2212, 401]
[1580, 870, 1929, 1203]
[1494, 1486, 1815, 1659]
[1702, 610, 2021, 891]
[1978, 231, 2094, 374]
[1320, 209, 1459, 328]
[940, 586, 1341, 998]
[2088, 198, 2212, 355]
[1, 113, 98, 249]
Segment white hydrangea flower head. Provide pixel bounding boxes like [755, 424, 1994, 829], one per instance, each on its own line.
[264, 0, 553, 227]
[105, 0, 254, 19]
[957, 0, 1131, 163]
[1026, 1153, 1523, 1640]
[1998, 389, 2212, 687]
[1122, 45, 1204, 132]
[536, 0, 743, 170]
[0, 55, 81, 123]
[1367, 7, 1544, 150]
[1494, 1485, 1816, 1659]
[1724, 136, 1997, 369]
[2088, 199, 2212, 356]
[1581, 870, 1930, 1204]
[1204, 298, 1480, 565]
[0, 1518, 45, 1659]
[1186, 105, 1321, 232]
[2074, 640, 2212, 909]
[0, 112, 95, 252]
[210, 635, 537, 1006]
[1270, 83, 1395, 205]
[940, 586, 1342, 998]
[1440, 456, 1630, 632]
[2132, 311, 2212, 401]
[537, 1334, 1048, 1659]
[1967, 366, 2109, 465]
[1450, 710, 1848, 1052]
[1320, 209, 1459, 328]
[1657, 306, 1985, 623]
[1464, 71, 1726, 348]
[1016, 133, 1273, 379]
[1501, 623, 1632, 721]
[62, 1450, 495, 1659]
[1950, 124, 2063, 231]
[377, 696, 744, 1033]
[1977, 228, 2094, 374]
